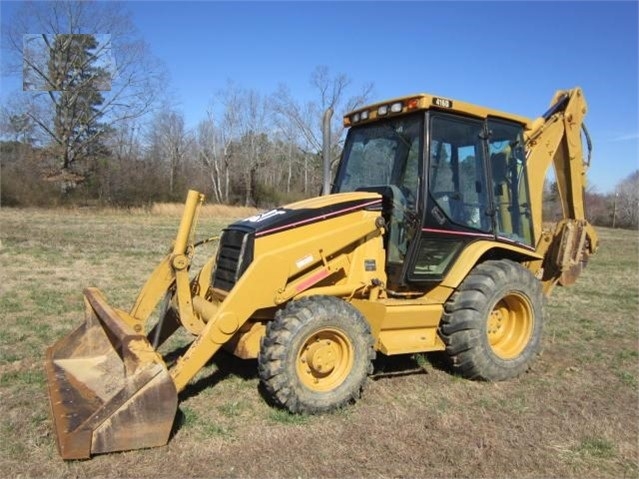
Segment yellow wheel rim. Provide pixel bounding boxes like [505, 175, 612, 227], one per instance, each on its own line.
[296, 328, 354, 392]
[487, 292, 534, 360]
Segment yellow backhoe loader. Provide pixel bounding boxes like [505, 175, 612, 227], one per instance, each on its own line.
[46, 87, 598, 459]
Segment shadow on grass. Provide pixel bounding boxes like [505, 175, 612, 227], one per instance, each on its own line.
[177, 349, 258, 402]
[170, 350, 258, 439]
[371, 351, 453, 380]
[425, 351, 454, 374]
[169, 348, 456, 438]
[371, 353, 428, 380]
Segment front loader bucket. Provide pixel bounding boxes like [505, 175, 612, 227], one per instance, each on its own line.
[45, 288, 178, 459]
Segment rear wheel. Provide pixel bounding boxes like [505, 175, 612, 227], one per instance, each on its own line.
[439, 259, 544, 380]
[258, 296, 375, 413]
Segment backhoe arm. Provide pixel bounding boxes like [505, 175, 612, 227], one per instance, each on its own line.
[525, 87, 599, 291]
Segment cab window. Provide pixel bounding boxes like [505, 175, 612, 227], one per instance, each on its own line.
[429, 115, 490, 232]
[488, 119, 534, 246]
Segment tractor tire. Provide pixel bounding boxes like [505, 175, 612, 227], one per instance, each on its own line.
[439, 259, 544, 381]
[258, 296, 375, 414]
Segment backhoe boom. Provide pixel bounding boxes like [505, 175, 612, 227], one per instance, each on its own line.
[525, 87, 599, 290]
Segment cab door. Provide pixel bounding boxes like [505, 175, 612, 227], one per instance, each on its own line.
[407, 114, 534, 284]
[408, 113, 491, 282]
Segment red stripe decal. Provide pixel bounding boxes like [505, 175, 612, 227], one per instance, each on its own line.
[422, 227, 493, 238]
[422, 228, 536, 251]
[295, 269, 330, 293]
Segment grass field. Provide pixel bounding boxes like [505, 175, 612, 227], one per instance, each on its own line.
[0, 206, 637, 478]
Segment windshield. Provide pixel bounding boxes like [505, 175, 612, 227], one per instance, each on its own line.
[333, 114, 423, 196]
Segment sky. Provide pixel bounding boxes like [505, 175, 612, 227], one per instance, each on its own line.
[1, 0, 638, 194]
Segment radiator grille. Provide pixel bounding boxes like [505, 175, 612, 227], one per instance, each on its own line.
[212, 228, 254, 292]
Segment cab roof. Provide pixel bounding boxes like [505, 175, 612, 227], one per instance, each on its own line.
[344, 92, 532, 128]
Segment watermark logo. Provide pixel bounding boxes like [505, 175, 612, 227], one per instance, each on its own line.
[22, 34, 113, 92]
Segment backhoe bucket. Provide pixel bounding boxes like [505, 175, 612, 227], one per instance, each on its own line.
[45, 288, 178, 459]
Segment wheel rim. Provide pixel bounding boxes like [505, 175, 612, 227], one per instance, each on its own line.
[487, 292, 534, 360]
[296, 328, 354, 392]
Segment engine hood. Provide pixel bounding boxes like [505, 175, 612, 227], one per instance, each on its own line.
[230, 191, 382, 238]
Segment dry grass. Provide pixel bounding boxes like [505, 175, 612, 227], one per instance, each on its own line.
[149, 202, 260, 219]
[6, 202, 261, 220]
[0, 207, 637, 478]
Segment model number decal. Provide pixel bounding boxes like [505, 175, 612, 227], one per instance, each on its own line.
[433, 97, 453, 108]
[245, 208, 286, 223]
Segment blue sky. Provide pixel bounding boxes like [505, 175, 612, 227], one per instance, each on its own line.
[1, 1, 638, 193]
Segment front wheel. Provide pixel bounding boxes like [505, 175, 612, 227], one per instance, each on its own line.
[258, 296, 375, 413]
[439, 259, 544, 381]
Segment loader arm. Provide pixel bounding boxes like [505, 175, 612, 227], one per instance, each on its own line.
[128, 190, 206, 334]
[45, 189, 384, 458]
[525, 87, 599, 292]
[45, 190, 207, 459]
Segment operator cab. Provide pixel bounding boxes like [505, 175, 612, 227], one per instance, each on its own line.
[332, 95, 535, 288]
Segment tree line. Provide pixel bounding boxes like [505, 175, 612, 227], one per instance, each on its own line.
[1, 74, 371, 208]
[1, 1, 637, 230]
[1, 2, 371, 207]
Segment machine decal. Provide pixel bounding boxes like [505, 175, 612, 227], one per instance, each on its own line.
[432, 97, 453, 108]
[295, 254, 314, 270]
[244, 209, 287, 223]
[252, 198, 382, 237]
[294, 269, 331, 293]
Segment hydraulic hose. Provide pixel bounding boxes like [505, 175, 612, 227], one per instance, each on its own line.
[582, 123, 593, 167]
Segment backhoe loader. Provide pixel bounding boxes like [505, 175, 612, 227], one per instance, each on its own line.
[46, 87, 598, 459]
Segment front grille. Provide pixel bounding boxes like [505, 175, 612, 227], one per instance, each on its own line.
[212, 228, 254, 292]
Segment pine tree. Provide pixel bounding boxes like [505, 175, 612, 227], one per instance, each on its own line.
[47, 34, 110, 171]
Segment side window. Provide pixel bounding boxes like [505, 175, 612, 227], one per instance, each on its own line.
[488, 120, 534, 245]
[458, 145, 485, 229]
[340, 138, 395, 191]
[400, 137, 420, 204]
[429, 116, 489, 231]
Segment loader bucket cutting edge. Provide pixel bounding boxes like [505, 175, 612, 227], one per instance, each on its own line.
[45, 287, 178, 459]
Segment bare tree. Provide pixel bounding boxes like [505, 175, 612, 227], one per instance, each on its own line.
[615, 170, 639, 229]
[196, 111, 223, 203]
[196, 102, 239, 204]
[236, 89, 270, 206]
[0, 104, 37, 144]
[272, 66, 373, 193]
[145, 108, 193, 198]
[202, 82, 272, 206]
[108, 119, 142, 163]
[2, 1, 166, 175]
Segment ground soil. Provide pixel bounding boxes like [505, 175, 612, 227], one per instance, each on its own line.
[0, 208, 637, 478]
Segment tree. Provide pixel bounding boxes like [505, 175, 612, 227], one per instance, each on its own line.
[272, 66, 373, 194]
[2, 1, 165, 178]
[235, 89, 270, 206]
[145, 108, 193, 199]
[46, 33, 110, 170]
[614, 170, 639, 229]
[0, 109, 35, 144]
[200, 83, 273, 206]
[542, 178, 562, 222]
[196, 107, 233, 204]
